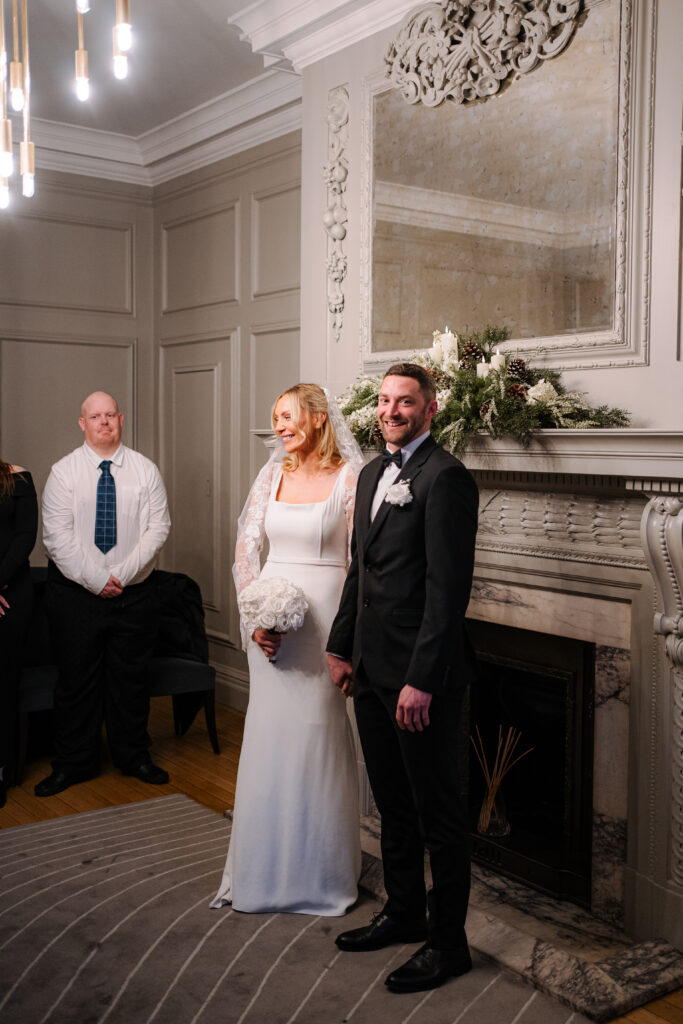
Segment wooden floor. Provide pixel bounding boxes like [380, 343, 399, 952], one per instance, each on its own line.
[0, 697, 245, 827]
[0, 698, 681, 1024]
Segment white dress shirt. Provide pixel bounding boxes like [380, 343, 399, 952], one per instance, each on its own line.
[370, 430, 431, 521]
[42, 442, 171, 595]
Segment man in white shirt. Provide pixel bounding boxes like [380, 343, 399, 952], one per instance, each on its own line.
[35, 391, 172, 797]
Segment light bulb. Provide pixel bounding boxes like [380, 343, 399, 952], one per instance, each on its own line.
[115, 21, 132, 52]
[0, 151, 13, 179]
[76, 77, 89, 101]
[10, 64, 24, 112]
[76, 0, 90, 11]
[113, 53, 127, 79]
[0, 184, 9, 210]
[20, 140, 35, 195]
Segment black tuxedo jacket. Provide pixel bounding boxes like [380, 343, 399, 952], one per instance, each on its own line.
[328, 435, 478, 694]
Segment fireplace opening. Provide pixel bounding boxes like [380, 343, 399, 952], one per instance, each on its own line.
[466, 619, 595, 906]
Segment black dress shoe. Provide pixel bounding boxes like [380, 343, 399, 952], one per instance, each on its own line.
[0, 779, 6, 809]
[385, 943, 472, 993]
[123, 762, 169, 785]
[335, 910, 427, 952]
[34, 768, 98, 798]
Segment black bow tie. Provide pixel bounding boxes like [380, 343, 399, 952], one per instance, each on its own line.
[381, 449, 403, 470]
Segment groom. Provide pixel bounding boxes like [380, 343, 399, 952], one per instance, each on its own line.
[327, 362, 478, 994]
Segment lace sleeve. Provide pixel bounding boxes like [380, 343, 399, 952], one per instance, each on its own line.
[342, 468, 358, 566]
[233, 459, 278, 649]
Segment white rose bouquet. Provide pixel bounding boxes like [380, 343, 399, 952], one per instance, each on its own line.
[238, 576, 309, 663]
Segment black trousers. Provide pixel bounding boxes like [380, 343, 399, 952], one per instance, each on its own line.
[46, 566, 160, 774]
[0, 565, 33, 783]
[353, 664, 470, 950]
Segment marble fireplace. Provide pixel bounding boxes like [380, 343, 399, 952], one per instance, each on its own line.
[462, 429, 683, 943]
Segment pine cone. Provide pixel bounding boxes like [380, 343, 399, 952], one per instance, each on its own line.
[479, 402, 490, 420]
[459, 341, 484, 369]
[371, 419, 384, 445]
[507, 357, 527, 381]
[507, 380, 528, 401]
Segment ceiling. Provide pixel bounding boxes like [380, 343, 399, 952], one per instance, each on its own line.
[6, 0, 418, 184]
[22, 0, 267, 138]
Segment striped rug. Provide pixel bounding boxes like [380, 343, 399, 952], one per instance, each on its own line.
[0, 794, 591, 1024]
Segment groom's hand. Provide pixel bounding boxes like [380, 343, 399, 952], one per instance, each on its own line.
[327, 654, 354, 697]
[396, 684, 432, 732]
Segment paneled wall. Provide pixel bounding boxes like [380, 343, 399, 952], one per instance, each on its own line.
[0, 173, 155, 509]
[0, 133, 302, 711]
[154, 132, 301, 708]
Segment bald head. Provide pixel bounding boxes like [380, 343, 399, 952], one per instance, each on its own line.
[81, 391, 120, 419]
[79, 391, 123, 456]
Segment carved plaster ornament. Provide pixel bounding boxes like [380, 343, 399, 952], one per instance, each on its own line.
[641, 495, 683, 887]
[323, 86, 349, 343]
[386, 0, 583, 107]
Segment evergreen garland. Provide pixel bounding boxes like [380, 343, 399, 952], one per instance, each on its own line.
[338, 326, 630, 456]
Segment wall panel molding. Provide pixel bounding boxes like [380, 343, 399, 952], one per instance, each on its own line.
[251, 181, 301, 300]
[161, 201, 240, 315]
[0, 212, 134, 315]
[159, 326, 240, 347]
[159, 334, 240, 650]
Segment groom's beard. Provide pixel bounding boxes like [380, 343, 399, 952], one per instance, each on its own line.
[379, 415, 429, 449]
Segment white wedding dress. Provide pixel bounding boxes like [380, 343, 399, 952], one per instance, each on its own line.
[211, 460, 361, 915]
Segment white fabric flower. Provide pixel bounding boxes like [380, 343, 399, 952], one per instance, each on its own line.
[526, 379, 558, 405]
[385, 479, 413, 507]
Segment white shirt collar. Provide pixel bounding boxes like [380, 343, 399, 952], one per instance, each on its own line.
[84, 442, 124, 467]
[387, 430, 431, 466]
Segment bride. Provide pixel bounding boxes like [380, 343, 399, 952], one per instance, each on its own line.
[210, 383, 364, 915]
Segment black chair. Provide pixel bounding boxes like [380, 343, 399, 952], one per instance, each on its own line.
[16, 567, 219, 783]
[147, 656, 219, 754]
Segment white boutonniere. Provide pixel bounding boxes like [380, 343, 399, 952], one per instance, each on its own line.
[385, 479, 413, 507]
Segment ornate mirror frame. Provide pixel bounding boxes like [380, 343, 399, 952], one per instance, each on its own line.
[357, 0, 656, 372]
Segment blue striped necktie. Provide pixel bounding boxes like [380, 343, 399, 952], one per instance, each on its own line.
[94, 460, 117, 553]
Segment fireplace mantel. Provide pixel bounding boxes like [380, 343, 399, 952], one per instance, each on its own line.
[462, 429, 683, 488]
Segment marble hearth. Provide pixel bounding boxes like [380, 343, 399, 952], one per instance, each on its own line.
[356, 429, 683, 1021]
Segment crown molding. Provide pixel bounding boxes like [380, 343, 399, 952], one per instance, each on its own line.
[137, 72, 302, 166]
[230, 0, 419, 71]
[30, 71, 302, 188]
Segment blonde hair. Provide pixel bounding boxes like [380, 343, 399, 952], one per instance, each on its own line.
[272, 383, 343, 473]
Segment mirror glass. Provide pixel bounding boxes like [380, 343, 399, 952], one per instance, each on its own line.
[371, 0, 619, 353]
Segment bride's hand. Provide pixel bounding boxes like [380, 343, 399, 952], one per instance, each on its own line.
[253, 629, 282, 659]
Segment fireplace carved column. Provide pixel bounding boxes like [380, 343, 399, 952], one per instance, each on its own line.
[641, 495, 683, 888]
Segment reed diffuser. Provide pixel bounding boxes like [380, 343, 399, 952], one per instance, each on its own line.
[471, 724, 533, 836]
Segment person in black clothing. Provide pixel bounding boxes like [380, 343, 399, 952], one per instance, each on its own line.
[328, 364, 478, 994]
[0, 458, 38, 808]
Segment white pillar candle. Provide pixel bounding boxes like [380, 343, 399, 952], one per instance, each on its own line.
[491, 348, 506, 371]
[440, 327, 458, 362]
[476, 357, 491, 379]
[431, 335, 443, 364]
